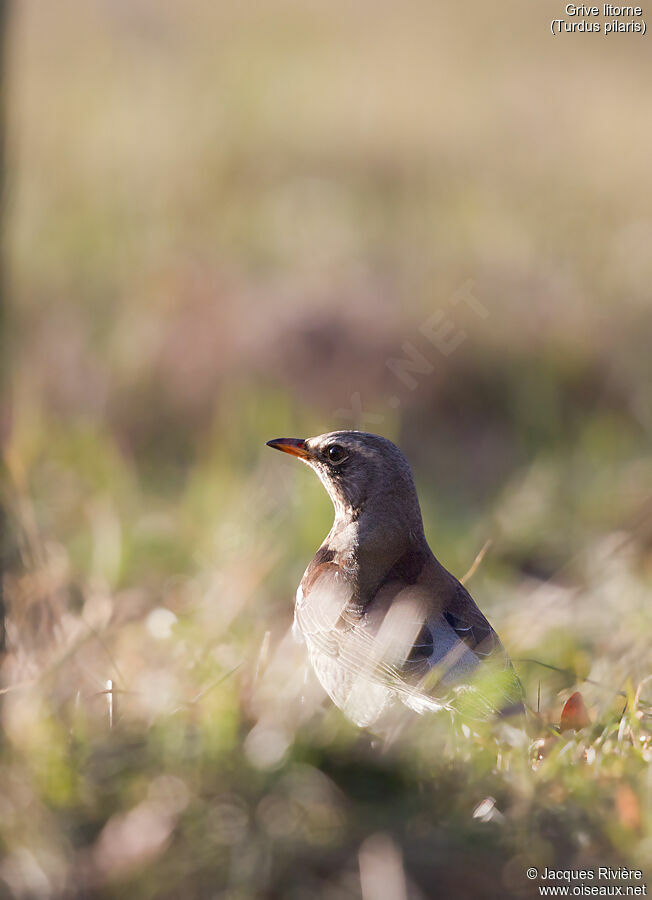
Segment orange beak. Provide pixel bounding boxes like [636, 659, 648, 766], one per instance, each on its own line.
[266, 437, 312, 460]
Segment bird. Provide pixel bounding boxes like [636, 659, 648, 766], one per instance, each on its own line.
[266, 431, 522, 727]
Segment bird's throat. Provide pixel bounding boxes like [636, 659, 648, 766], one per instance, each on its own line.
[327, 504, 429, 606]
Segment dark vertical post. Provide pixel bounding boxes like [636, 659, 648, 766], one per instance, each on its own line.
[0, 0, 9, 655]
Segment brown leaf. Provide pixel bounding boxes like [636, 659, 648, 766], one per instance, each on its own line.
[560, 691, 591, 732]
[616, 784, 641, 831]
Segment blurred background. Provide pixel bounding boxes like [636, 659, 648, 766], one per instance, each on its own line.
[1, 1, 651, 896]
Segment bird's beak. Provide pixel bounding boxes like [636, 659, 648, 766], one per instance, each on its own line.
[266, 437, 312, 460]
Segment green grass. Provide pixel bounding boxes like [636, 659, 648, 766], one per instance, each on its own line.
[2, 403, 651, 896]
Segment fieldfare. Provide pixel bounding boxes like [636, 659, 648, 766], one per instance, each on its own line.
[267, 431, 521, 726]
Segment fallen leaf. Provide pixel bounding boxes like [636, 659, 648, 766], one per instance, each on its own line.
[560, 691, 591, 732]
[616, 784, 641, 831]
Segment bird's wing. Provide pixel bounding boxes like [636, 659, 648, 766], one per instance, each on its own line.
[406, 577, 523, 717]
[296, 562, 521, 723]
[441, 582, 504, 659]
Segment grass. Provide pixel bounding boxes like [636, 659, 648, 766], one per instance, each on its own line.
[2, 406, 650, 896]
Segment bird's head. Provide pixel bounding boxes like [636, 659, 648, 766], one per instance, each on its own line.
[266, 431, 423, 531]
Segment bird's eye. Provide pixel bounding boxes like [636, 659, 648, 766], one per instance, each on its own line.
[326, 444, 347, 464]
